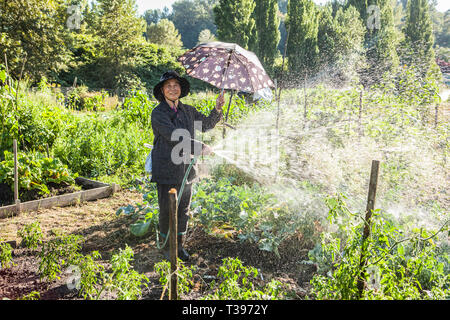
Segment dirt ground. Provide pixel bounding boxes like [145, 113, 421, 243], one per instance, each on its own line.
[0, 189, 315, 300]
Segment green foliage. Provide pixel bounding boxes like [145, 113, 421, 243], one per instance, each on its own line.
[401, 0, 437, 79]
[116, 180, 159, 237]
[147, 19, 183, 48]
[17, 291, 40, 300]
[286, 0, 319, 77]
[17, 221, 43, 250]
[316, 4, 365, 85]
[0, 70, 68, 157]
[0, 0, 71, 81]
[154, 259, 197, 298]
[170, 0, 219, 49]
[119, 90, 158, 128]
[75, 250, 105, 300]
[346, 0, 400, 87]
[38, 232, 84, 281]
[191, 176, 299, 257]
[102, 245, 149, 300]
[52, 111, 151, 178]
[71, 246, 148, 300]
[0, 151, 78, 200]
[67, 86, 109, 111]
[203, 257, 285, 299]
[214, 0, 258, 50]
[308, 194, 449, 300]
[0, 239, 14, 269]
[253, 0, 281, 73]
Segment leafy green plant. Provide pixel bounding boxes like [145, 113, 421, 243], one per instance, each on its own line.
[191, 177, 300, 257]
[75, 250, 105, 300]
[308, 194, 449, 300]
[38, 232, 84, 281]
[17, 221, 43, 249]
[53, 112, 151, 179]
[203, 257, 284, 300]
[0, 150, 78, 200]
[0, 239, 14, 269]
[116, 180, 159, 237]
[64, 246, 148, 300]
[100, 245, 149, 300]
[17, 291, 40, 300]
[154, 259, 197, 299]
[119, 89, 157, 128]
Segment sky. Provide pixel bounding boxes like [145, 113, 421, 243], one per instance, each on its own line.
[136, 0, 450, 15]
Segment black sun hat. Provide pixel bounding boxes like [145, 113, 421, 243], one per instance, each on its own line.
[153, 70, 190, 102]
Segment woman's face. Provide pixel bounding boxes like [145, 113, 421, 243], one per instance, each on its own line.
[162, 79, 181, 101]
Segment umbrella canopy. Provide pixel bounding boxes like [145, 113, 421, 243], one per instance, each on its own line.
[178, 41, 274, 93]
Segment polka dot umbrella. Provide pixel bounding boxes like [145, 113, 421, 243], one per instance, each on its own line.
[178, 41, 275, 94]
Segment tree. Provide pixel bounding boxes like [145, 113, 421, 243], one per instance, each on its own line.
[286, 0, 319, 80]
[147, 19, 183, 48]
[170, 0, 218, 49]
[253, 0, 281, 73]
[214, 0, 257, 50]
[401, 0, 438, 77]
[143, 7, 171, 26]
[315, 4, 365, 85]
[0, 0, 71, 82]
[346, 0, 400, 87]
[93, 0, 146, 89]
[197, 29, 217, 44]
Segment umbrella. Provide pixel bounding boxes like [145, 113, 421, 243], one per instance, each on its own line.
[178, 41, 275, 94]
[178, 42, 274, 136]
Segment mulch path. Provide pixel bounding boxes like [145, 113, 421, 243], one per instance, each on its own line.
[0, 189, 316, 300]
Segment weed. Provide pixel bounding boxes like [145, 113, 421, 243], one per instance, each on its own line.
[17, 221, 43, 249]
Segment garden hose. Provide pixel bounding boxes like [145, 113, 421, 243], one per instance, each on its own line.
[155, 155, 199, 250]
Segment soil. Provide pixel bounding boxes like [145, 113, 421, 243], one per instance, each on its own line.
[0, 182, 80, 207]
[0, 189, 316, 300]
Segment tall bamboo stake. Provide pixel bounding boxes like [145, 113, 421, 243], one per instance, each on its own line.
[13, 139, 20, 215]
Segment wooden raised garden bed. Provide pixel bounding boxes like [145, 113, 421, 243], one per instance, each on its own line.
[0, 177, 120, 219]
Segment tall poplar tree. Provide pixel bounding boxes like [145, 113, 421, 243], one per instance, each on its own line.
[401, 0, 438, 77]
[286, 0, 319, 79]
[213, 0, 257, 50]
[253, 0, 281, 73]
[346, 0, 399, 87]
[93, 0, 146, 88]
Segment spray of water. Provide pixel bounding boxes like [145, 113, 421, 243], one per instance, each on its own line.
[199, 83, 449, 239]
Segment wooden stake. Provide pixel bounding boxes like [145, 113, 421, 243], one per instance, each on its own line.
[168, 188, 178, 300]
[357, 160, 380, 298]
[359, 90, 363, 136]
[435, 105, 439, 128]
[13, 139, 20, 214]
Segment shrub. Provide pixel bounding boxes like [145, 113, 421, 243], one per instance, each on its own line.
[203, 257, 285, 300]
[17, 221, 43, 249]
[0, 239, 14, 269]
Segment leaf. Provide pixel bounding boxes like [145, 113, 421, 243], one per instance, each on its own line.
[130, 220, 151, 237]
[0, 70, 6, 83]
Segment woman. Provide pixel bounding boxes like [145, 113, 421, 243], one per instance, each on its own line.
[151, 70, 225, 261]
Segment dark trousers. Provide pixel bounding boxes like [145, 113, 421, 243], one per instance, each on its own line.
[157, 183, 193, 237]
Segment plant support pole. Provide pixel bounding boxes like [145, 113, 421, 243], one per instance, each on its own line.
[13, 139, 20, 215]
[168, 188, 178, 300]
[357, 160, 380, 298]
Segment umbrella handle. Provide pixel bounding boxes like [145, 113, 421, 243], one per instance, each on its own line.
[220, 49, 234, 93]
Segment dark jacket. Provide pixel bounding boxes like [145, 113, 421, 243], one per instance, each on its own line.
[150, 100, 222, 185]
